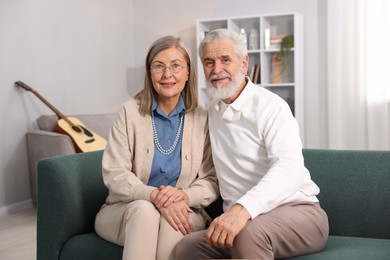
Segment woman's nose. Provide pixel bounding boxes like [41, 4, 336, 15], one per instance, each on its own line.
[162, 67, 173, 78]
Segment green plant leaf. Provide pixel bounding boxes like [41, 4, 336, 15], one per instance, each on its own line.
[279, 35, 294, 73]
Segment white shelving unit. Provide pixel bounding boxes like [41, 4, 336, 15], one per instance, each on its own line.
[196, 13, 304, 142]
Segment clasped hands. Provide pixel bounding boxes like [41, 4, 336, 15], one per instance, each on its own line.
[150, 185, 192, 235]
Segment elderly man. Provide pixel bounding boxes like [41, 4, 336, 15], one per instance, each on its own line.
[176, 28, 329, 259]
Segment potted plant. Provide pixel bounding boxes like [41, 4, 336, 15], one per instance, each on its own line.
[272, 35, 294, 83]
[279, 35, 294, 74]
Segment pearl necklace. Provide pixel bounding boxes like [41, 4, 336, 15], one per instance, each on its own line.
[151, 113, 184, 155]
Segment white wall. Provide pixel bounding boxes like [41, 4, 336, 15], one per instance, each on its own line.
[0, 0, 325, 211]
[0, 0, 134, 211]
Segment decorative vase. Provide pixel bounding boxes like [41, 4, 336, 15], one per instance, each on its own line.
[239, 28, 248, 48]
[272, 53, 282, 83]
[249, 29, 259, 50]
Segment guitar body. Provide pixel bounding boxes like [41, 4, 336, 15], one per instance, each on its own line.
[15, 81, 108, 153]
[55, 117, 107, 153]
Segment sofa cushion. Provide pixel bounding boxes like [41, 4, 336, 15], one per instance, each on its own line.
[60, 233, 390, 260]
[288, 236, 390, 260]
[37, 113, 116, 139]
[59, 233, 122, 260]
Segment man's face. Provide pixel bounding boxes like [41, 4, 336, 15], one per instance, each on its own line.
[200, 39, 248, 101]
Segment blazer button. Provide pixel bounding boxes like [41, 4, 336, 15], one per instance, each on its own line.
[185, 154, 191, 160]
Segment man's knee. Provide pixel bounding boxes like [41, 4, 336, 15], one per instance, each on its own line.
[176, 233, 194, 259]
[176, 231, 208, 259]
[231, 223, 273, 258]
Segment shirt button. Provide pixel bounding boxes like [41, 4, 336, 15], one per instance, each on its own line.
[185, 154, 191, 160]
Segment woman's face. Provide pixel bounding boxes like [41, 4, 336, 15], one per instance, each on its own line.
[150, 47, 189, 103]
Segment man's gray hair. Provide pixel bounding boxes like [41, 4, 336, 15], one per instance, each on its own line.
[198, 28, 247, 60]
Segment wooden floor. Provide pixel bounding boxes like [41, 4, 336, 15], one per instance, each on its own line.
[0, 208, 36, 260]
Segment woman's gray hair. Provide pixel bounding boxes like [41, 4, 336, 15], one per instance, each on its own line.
[198, 28, 247, 60]
[135, 35, 198, 115]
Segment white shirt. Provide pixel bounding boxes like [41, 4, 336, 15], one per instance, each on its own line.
[208, 79, 319, 219]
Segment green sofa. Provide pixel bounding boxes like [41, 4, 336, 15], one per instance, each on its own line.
[37, 149, 390, 260]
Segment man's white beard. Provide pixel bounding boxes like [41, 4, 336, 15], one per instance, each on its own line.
[206, 72, 245, 101]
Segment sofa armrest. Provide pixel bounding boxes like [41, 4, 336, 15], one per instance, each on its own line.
[37, 150, 107, 260]
[26, 130, 76, 206]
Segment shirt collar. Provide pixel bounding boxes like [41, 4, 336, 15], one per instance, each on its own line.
[152, 95, 186, 117]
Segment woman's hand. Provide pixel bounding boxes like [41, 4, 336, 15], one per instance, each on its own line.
[150, 186, 192, 235]
[159, 200, 193, 235]
[153, 185, 189, 208]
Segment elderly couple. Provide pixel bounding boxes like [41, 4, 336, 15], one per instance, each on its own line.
[94, 29, 329, 260]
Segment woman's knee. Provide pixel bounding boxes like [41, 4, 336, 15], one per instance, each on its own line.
[124, 200, 160, 222]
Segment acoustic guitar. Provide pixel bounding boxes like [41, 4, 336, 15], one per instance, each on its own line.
[15, 81, 107, 153]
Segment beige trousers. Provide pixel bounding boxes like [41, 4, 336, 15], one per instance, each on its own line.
[176, 201, 329, 259]
[95, 200, 205, 260]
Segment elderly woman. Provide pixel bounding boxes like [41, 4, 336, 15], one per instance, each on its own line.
[94, 35, 219, 260]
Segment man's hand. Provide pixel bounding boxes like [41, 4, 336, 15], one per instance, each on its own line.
[207, 204, 251, 248]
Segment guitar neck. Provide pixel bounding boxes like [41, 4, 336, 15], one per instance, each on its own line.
[15, 81, 75, 127]
[31, 90, 66, 118]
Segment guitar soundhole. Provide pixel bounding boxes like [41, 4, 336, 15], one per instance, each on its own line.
[72, 125, 82, 133]
[81, 126, 94, 137]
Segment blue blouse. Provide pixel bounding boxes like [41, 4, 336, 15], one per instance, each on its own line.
[147, 97, 185, 187]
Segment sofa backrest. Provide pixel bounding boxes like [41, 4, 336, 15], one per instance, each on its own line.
[303, 148, 390, 239]
[37, 114, 116, 139]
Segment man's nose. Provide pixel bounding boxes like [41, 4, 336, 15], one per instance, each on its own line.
[212, 61, 224, 73]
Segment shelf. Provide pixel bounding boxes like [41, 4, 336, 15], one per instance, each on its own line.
[263, 83, 295, 88]
[263, 48, 295, 53]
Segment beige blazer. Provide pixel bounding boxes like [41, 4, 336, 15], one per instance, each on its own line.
[102, 99, 219, 209]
